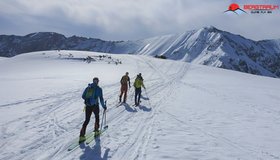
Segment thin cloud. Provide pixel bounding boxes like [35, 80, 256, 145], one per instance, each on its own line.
[0, 0, 279, 41]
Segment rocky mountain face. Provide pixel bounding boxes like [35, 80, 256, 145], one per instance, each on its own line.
[1, 27, 280, 78]
[0, 32, 116, 57]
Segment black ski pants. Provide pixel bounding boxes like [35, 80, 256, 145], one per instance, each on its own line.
[80, 105, 100, 137]
[135, 88, 141, 105]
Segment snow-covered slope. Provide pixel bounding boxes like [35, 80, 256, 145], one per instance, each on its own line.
[1, 51, 280, 160]
[0, 57, 7, 60]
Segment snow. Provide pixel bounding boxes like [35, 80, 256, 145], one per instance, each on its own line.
[0, 57, 8, 60]
[0, 50, 280, 160]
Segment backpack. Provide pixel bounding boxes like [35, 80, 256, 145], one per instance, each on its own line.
[84, 87, 95, 105]
[85, 87, 95, 98]
[120, 76, 128, 85]
[134, 77, 142, 88]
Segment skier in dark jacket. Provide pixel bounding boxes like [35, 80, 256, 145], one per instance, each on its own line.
[79, 77, 107, 142]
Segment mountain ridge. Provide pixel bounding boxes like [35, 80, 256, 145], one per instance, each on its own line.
[1, 26, 280, 78]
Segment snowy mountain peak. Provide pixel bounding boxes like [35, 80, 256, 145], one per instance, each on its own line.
[25, 32, 66, 39]
[112, 27, 280, 78]
[201, 25, 220, 33]
[0, 26, 280, 78]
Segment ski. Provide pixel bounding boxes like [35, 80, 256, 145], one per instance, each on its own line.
[67, 131, 95, 151]
[133, 102, 141, 107]
[116, 102, 123, 107]
[86, 126, 108, 144]
[132, 100, 141, 107]
[67, 106, 108, 151]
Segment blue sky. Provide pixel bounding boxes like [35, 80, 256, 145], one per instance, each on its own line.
[0, 0, 279, 41]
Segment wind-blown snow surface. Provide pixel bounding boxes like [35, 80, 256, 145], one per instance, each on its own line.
[0, 51, 280, 160]
[0, 57, 7, 60]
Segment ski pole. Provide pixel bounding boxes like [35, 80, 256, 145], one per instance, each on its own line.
[100, 101, 106, 130]
[144, 88, 152, 107]
[100, 110, 105, 131]
[104, 109, 108, 129]
[144, 88, 149, 100]
[130, 88, 134, 102]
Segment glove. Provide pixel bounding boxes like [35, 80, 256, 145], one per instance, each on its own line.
[104, 106, 107, 110]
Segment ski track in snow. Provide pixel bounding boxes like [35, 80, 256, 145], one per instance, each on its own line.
[1, 51, 280, 160]
[0, 88, 83, 159]
[157, 69, 280, 160]
[50, 55, 191, 160]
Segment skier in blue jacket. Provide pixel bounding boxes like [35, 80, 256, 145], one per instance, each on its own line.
[79, 77, 107, 142]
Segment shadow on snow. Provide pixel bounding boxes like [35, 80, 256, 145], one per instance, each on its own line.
[123, 103, 137, 112]
[138, 105, 152, 112]
[79, 137, 110, 160]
